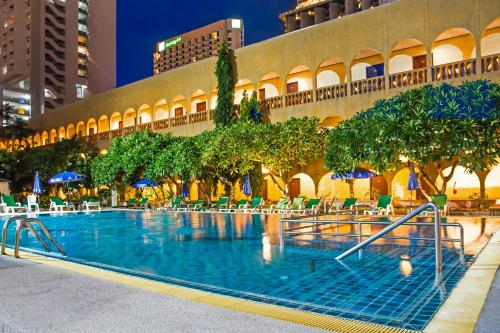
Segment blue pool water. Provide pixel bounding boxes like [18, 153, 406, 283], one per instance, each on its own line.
[0, 211, 475, 331]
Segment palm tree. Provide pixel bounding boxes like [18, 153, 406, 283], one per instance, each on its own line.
[6, 117, 35, 140]
[0, 103, 14, 126]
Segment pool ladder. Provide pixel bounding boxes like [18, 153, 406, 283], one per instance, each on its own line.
[1, 217, 65, 258]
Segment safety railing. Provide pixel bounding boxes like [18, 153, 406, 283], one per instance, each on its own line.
[1, 217, 65, 258]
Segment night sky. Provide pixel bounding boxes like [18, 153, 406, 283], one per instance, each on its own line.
[117, 0, 293, 87]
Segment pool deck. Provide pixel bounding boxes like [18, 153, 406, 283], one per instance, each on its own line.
[0, 255, 327, 333]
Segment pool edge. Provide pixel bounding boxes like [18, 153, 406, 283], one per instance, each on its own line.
[4, 248, 417, 333]
[424, 230, 500, 333]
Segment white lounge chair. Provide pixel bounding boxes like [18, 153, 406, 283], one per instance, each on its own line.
[49, 197, 75, 212]
[82, 197, 101, 211]
[27, 194, 40, 212]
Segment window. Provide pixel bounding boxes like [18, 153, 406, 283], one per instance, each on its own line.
[78, 23, 88, 34]
[1, 66, 7, 75]
[76, 84, 87, 99]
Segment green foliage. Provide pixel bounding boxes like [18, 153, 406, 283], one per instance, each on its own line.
[325, 80, 500, 195]
[0, 103, 14, 125]
[5, 117, 35, 140]
[239, 91, 262, 123]
[214, 41, 237, 127]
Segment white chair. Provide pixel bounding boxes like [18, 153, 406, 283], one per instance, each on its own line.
[27, 195, 40, 212]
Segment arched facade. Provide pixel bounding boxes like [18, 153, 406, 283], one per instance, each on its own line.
[110, 112, 123, 130]
[66, 124, 76, 139]
[98, 115, 109, 133]
[432, 28, 476, 65]
[190, 90, 208, 113]
[389, 39, 426, 74]
[286, 65, 313, 93]
[87, 118, 97, 136]
[153, 100, 169, 121]
[316, 58, 346, 88]
[123, 108, 137, 128]
[351, 49, 384, 81]
[258, 72, 282, 100]
[481, 17, 500, 56]
[138, 104, 152, 124]
[171, 95, 187, 117]
[234, 79, 255, 105]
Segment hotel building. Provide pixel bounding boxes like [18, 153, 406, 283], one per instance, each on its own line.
[280, 0, 397, 33]
[153, 19, 244, 74]
[0, 0, 116, 122]
[2, 0, 500, 204]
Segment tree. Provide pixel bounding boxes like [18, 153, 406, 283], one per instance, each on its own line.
[325, 80, 500, 197]
[0, 103, 14, 126]
[258, 117, 327, 197]
[239, 91, 263, 123]
[6, 117, 35, 141]
[214, 41, 237, 127]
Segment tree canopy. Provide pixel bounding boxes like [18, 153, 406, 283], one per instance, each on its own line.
[214, 41, 237, 127]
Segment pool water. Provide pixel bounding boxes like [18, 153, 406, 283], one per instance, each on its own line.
[0, 211, 479, 331]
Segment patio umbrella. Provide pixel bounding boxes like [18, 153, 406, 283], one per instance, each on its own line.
[33, 171, 43, 194]
[133, 179, 158, 188]
[243, 174, 252, 196]
[181, 183, 190, 198]
[332, 168, 376, 197]
[49, 171, 85, 199]
[407, 163, 420, 208]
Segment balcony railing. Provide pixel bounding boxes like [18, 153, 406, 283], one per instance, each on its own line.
[153, 119, 169, 130]
[260, 96, 283, 109]
[285, 90, 314, 106]
[432, 59, 476, 82]
[316, 83, 347, 101]
[171, 114, 188, 127]
[137, 123, 152, 131]
[123, 126, 136, 135]
[389, 68, 427, 89]
[351, 77, 385, 95]
[481, 53, 500, 74]
[99, 132, 109, 141]
[111, 129, 122, 138]
[189, 111, 208, 123]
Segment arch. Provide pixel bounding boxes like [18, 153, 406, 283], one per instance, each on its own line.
[33, 134, 41, 147]
[0, 141, 4, 150]
[351, 49, 384, 81]
[289, 173, 316, 199]
[392, 168, 425, 201]
[41, 131, 49, 145]
[485, 164, 500, 200]
[137, 104, 152, 124]
[481, 17, 500, 57]
[286, 65, 313, 93]
[66, 124, 75, 139]
[316, 58, 346, 88]
[76, 121, 86, 137]
[98, 115, 109, 133]
[86, 118, 97, 136]
[123, 108, 137, 127]
[153, 99, 169, 121]
[49, 129, 57, 143]
[319, 115, 343, 128]
[432, 28, 476, 65]
[210, 89, 218, 110]
[389, 39, 427, 74]
[435, 166, 480, 200]
[58, 126, 66, 140]
[234, 79, 255, 105]
[190, 90, 208, 113]
[257, 72, 282, 100]
[110, 112, 123, 130]
[171, 95, 187, 117]
[13, 139, 20, 149]
[20, 139, 27, 148]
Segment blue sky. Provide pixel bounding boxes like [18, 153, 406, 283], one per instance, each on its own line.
[117, 0, 293, 86]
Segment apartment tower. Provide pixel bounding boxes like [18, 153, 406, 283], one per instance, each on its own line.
[154, 19, 244, 74]
[0, 0, 116, 122]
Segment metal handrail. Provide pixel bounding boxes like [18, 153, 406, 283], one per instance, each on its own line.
[1, 217, 65, 258]
[335, 203, 442, 274]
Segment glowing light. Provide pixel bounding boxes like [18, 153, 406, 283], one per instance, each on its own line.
[262, 234, 272, 262]
[400, 260, 413, 276]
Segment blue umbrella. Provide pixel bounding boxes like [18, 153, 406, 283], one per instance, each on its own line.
[243, 174, 252, 196]
[331, 167, 376, 179]
[181, 183, 190, 198]
[133, 179, 158, 188]
[33, 171, 43, 194]
[49, 171, 84, 184]
[407, 163, 420, 208]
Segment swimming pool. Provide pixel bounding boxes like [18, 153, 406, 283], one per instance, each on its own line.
[0, 211, 487, 331]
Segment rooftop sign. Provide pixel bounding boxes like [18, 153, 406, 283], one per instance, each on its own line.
[158, 36, 182, 52]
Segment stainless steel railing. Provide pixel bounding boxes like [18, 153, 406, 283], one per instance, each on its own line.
[280, 203, 448, 277]
[1, 217, 65, 258]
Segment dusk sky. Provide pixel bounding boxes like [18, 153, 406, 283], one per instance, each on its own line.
[117, 0, 293, 87]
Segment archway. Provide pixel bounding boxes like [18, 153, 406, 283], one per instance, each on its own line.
[76, 121, 85, 137]
[435, 166, 480, 200]
[351, 49, 384, 81]
[319, 115, 342, 129]
[389, 39, 427, 74]
[153, 100, 169, 120]
[485, 164, 500, 200]
[481, 18, 500, 73]
[33, 134, 41, 146]
[110, 112, 123, 130]
[49, 129, 57, 143]
[98, 115, 109, 133]
[432, 28, 476, 66]
[87, 118, 97, 136]
[66, 124, 75, 139]
[123, 108, 137, 127]
[286, 65, 313, 94]
[316, 58, 346, 88]
[234, 79, 255, 105]
[289, 173, 316, 199]
[257, 72, 282, 100]
[41, 131, 49, 145]
[210, 89, 218, 110]
[190, 90, 208, 113]
[137, 104, 152, 124]
[58, 126, 66, 140]
[171, 95, 187, 117]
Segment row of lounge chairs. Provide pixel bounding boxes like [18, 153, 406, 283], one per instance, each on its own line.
[0, 195, 100, 213]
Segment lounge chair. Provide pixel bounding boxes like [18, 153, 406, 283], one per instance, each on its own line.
[165, 197, 184, 211]
[329, 197, 357, 215]
[124, 198, 137, 208]
[27, 194, 40, 213]
[262, 198, 290, 214]
[210, 197, 229, 211]
[239, 196, 264, 213]
[82, 196, 100, 211]
[138, 197, 148, 209]
[224, 199, 248, 212]
[302, 198, 321, 215]
[364, 195, 393, 215]
[423, 194, 448, 216]
[187, 200, 206, 211]
[1, 195, 28, 214]
[282, 196, 305, 214]
[49, 197, 75, 212]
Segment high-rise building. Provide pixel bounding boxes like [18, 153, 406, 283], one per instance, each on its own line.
[153, 19, 244, 74]
[0, 0, 116, 122]
[280, 0, 397, 33]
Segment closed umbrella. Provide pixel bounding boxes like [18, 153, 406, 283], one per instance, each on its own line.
[33, 171, 43, 194]
[407, 163, 420, 209]
[181, 183, 190, 198]
[243, 174, 252, 196]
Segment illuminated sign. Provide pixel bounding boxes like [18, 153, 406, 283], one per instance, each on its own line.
[231, 19, 241, 29]
[158, 36, 182, 52]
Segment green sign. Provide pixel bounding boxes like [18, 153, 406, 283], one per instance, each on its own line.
[159, 36, 182, 52]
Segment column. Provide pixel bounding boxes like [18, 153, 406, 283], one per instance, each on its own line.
[314, 7, 327, 25]
[345, 0, 355, 15]
[300, 11, 313, 29]
[475, 38, 482, 76]
[286, 15, 297, 32]
[329, 2, 342, 19]
[362, 0, 372, 10]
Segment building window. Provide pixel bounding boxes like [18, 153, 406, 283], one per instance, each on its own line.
[76, 84, 87, 99]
